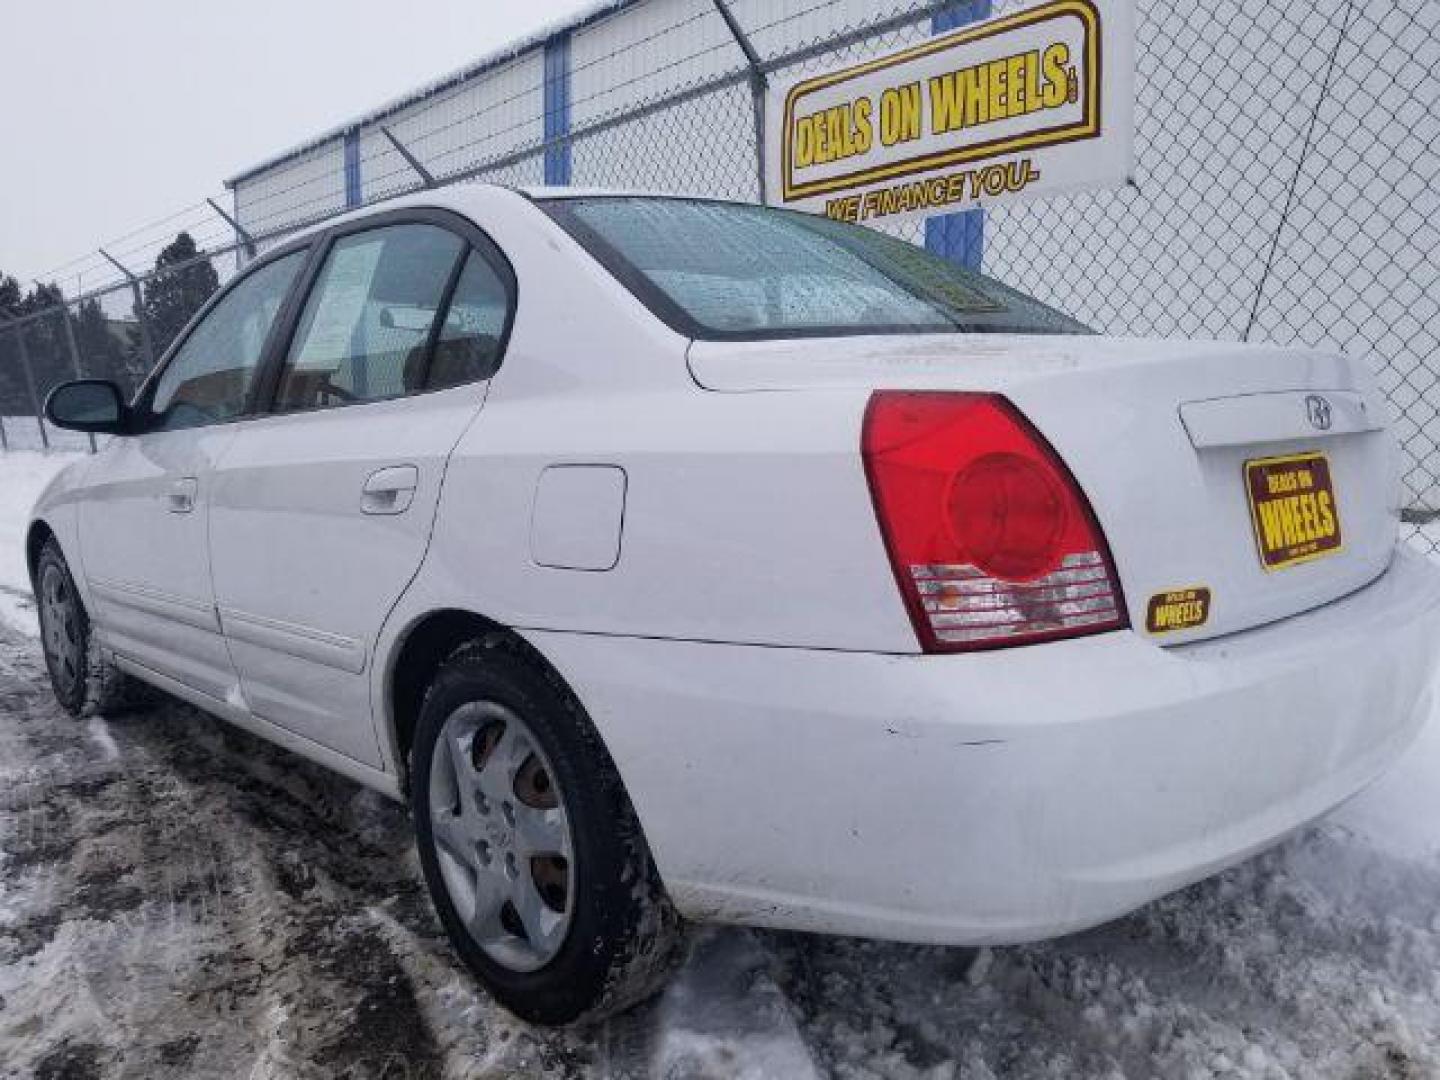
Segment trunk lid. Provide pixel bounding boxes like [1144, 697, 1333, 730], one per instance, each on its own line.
[688, 334, 1399, 643]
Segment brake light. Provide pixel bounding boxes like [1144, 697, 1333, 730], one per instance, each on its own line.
[862, 391, 1127, 651]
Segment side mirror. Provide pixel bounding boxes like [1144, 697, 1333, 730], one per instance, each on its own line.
[44, 380, 130, 435]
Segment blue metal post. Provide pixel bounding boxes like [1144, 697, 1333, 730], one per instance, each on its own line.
[925, 0, 991, 270]
[543, 34, 573, 186]
[343, 128, 362, 208]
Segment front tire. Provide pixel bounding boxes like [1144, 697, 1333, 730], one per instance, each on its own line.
[411, 636, 685, 1025]
[35, 538, 149, 717]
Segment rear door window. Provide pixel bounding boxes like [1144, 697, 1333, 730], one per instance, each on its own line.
[274, 223, 465, 411]
[424, 251, 512, 391]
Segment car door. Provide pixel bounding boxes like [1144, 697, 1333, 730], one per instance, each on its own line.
[78, 250, 308, 701]
[207, 212, 515, 766]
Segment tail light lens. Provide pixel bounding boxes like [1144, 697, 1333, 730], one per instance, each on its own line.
[862, 391, 1127, 652]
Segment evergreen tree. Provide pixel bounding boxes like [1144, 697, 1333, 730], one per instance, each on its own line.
[0, 273, 20, 315]
[14, 282, 72, 399]
[74, 298, 137, 389]
[138, 232, 219, 358]
[16, 281, 63, 315]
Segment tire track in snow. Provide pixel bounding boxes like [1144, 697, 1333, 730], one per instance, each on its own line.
[0, 623, 555, 1078]
[0, 620, 823, 1079]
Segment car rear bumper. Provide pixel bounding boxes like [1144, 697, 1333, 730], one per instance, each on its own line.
[525, 547, 1440, 945]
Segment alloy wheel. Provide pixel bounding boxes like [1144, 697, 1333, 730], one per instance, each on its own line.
[428, 700, 575, 972]
[39, 564, 83, 699]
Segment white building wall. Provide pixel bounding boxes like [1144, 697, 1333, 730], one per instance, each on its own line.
[358, 52, 546, 201]
[569, 0, 753, 197]
[227, 0, 1439, 505]
[234, 140, 347, 241]
[570, 0, 737, 121]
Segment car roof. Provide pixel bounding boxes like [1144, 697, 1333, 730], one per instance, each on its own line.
[518, 185, 729, 202]
[265, 184, 745, 253]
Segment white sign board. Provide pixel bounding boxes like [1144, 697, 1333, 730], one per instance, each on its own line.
[765, 0, 1135, 225]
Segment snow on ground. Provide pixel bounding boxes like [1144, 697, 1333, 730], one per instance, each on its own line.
[0, 450, 84, 635]
[0, 449, 1439, 1078]
[0, 416, 96, 455]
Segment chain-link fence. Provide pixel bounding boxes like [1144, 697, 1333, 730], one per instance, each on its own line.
[0, 213, 254, 451]
[4, 0, 1437, 548]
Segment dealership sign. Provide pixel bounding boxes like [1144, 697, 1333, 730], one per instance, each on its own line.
[765, 0, 1134, 224]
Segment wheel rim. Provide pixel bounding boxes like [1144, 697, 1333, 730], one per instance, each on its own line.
[428, 700, 575, 972]
[39, 564, 83, 698]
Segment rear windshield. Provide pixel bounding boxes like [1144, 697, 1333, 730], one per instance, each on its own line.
[539, 196, 1090, 341]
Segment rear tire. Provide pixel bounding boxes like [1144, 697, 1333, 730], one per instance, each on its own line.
[35, 538, 151, 717]
[411, 635, 686, 1025]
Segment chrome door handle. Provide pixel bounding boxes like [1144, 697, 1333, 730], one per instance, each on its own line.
[361, 465, 419, 515]
[167, 477, 197, 514]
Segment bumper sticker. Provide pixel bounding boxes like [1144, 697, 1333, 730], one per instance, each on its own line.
[1146, 587, 1211, 634]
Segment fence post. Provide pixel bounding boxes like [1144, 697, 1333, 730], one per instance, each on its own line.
[1243, 0, 1357, 341]
[10, 322, 49, 451]
[0, 311, 13, 451]
[711, 0, 769, 202]
[98, 248, 157, 376]
[206, 197, 256, 261]
[380, 127, 438, 189]
[0, 323, 8, 451]
[58, 305, 98, 453]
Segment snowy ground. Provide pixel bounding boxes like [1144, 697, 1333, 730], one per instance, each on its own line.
[0, 416, 96, 456]
[0, 450, 86, 634]
[2, 452, 1440, 1077]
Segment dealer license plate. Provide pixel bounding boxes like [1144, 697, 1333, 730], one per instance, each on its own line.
[1244, 452, 1342, 570]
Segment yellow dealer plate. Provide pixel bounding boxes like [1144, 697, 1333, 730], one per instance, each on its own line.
[1244, 452, 1342, 571]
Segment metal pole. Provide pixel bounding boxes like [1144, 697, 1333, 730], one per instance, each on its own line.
[711, 0, 769, 202]
[1243, 0, 1356, 342]
[10, 323, 49, 451]
[98, 248, 157, 375]
[233, 189, 245, 273]
[206, 197, 256, 260]
[58, 305, 97, 453]
[380, 126, 437, 189]
[0, 310, 13, 451]
[0, 322, 8, 451]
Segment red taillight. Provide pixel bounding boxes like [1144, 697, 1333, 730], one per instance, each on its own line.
[862, 391, 1127, 652]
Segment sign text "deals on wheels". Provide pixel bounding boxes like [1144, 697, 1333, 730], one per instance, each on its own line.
[766, 0, 1135, 226]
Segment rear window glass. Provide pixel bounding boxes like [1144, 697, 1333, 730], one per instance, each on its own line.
[540, 197, 1089, 340]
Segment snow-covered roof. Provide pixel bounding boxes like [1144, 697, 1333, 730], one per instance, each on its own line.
[224, 0, 633, 189]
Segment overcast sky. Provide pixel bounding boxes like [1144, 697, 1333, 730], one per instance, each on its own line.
[0, 0, 596, 288]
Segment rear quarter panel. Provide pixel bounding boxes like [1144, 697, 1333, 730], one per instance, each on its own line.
[406, 385, 909, 649]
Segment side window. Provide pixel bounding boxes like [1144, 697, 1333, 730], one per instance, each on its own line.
[148, 251, 304, 431]
[274, 224, 464, 411]
[425, 251, 512, 391]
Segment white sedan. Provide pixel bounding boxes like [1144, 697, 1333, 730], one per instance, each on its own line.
[30, 186, 1440, 1025]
